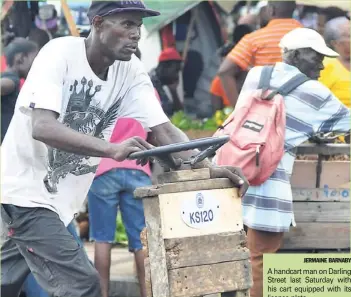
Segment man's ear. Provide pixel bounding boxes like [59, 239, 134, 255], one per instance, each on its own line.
[92, 16, 104, 31]
[292, 49, 300, 63]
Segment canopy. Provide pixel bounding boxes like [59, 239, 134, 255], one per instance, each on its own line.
[143, 0, 201, 33]
[143, 1, 245, 33]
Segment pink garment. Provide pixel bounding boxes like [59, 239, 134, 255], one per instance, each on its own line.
[214, 88, 286, 186]
[95, 118, 151, 177]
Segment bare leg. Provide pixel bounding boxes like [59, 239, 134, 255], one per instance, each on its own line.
[94, 242, 112, 297]
[134, 250, 147, 297]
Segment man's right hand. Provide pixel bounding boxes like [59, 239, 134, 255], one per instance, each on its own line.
[32, 109, 154, 162]
[109, 136, 154, 163]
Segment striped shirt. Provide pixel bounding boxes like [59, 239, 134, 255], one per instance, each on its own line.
[238, 63, 350, 232]
[227, 19, 302, 71]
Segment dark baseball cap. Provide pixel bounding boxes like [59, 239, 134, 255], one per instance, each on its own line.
[87, 1, 160, 23]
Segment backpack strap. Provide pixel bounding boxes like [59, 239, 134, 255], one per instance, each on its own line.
[277, 74, 310, 95]
[257, 65, 275, 92]
[264, 73, 310, 100]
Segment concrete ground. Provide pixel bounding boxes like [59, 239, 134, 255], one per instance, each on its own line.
[85, 242, 140, 297]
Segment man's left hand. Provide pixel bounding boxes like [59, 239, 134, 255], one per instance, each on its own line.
[209, 165, 249, 197]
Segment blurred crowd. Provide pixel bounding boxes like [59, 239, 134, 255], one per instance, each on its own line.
[1, 1, 350, 126]
[212, 1, 350, 113]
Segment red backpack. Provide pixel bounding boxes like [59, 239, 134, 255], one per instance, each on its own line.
[214, 65, 309, 186]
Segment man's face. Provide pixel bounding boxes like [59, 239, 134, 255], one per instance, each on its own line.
[294, 48, 325, 80]
[159, 61, 182, 85]
[18, 50, 38, 78]
[94, 12, 143, 61]
[333, 21, 350, 61]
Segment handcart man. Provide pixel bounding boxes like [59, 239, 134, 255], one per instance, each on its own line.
[0, 1, 248, 297]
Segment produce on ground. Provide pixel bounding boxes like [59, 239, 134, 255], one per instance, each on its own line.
[115, 212, 128, 244]
[170, 107, 234, 132]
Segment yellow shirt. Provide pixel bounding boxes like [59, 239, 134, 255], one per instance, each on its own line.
[319, 57, 351, 108]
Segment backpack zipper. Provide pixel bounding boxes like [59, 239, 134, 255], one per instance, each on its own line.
[256, 145, 260, 167]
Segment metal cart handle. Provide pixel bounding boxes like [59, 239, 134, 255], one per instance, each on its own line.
[128, 135, 230, 171]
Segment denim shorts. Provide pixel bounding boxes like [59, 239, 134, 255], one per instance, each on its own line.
[88, 169, 151, 252]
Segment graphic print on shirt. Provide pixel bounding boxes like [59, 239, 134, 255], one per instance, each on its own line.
[44, 77, 121, 193]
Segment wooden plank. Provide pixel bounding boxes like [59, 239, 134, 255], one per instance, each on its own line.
[165, 231, 248, 269]
[281, 223, 350, 250]
[292, 188, 350, 201]
[291, 161, 317, 189]
[293, 202, 350, 223]
[143, 198, 170, 297]
[295, 144, 350, 155]
[141, 227, 148, 257]
[291, 160, 350, 190]
[168, 260, 252, 297]
[159, 189, 242, 239]
[144, 257, 153, 297]
[320, 161, 350, 188]
[157, 168, 211, 184]
[60, 0, 80, 37]
[134, 178, 236, 198]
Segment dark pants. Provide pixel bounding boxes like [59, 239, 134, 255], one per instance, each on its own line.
[21, 221, 83, 297]
[1, 204, 101, 297]
[247, 227, 284, 297]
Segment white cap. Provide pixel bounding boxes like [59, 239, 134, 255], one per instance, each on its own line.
[256, 1, 268, 10]
[279, 28, 339, 57]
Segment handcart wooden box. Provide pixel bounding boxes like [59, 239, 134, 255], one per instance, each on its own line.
[281, 144, 350, 251]
[135, 168, 252, 297]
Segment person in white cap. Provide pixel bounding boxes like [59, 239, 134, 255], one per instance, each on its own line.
[279, 27, 340, 79]
[231, 27, 350, 297]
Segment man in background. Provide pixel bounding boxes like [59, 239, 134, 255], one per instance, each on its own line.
[217, 1, 301, 107]
[149, 47, 183, 116]
[317, 6, 349, 35]
[1, 39, 38, 143]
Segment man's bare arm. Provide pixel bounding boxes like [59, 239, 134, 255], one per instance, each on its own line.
[217, 58, 242, 107]
[149, 122, 248, 197]
[32, 108, 151, 161]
